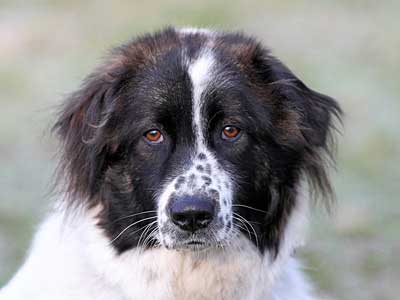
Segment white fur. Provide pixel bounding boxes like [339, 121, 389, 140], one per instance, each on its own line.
[188, 50, 215, 147]
[0, 197, 312, 300]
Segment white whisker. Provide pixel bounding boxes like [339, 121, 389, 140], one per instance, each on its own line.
[233, 212, 259, 248]
[109, 216, 157, 244]
[232, 204, 269, 214]
[111, 210, 157, 224]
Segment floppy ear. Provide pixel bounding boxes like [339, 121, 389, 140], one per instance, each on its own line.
[252, 47, 342, 203]
[53, 65, 125, 205]
[293, 85, 342, 202]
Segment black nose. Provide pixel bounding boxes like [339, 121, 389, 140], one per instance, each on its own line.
[169, 195, 215, 232]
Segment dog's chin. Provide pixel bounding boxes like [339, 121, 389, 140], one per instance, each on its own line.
[175, 240, 213, 251]
[159, 225, 231, 252]
[163, 236, 222, 252]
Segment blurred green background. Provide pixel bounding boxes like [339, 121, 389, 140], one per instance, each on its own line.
[0, 1, 399, 299]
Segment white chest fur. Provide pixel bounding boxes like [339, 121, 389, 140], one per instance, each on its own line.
[0, 207, 312, 300]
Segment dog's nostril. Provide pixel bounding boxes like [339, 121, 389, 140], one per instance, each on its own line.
[172, 211, 213, 231]
[171, 210, 213, 232]
[169, 196, 215, 232]
[173, 213, 190, 224]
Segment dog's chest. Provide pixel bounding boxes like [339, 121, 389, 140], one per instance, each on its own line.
[145, 251, 263, 300]
[110, 240, 267, 300]
[171, 253, 262, 299]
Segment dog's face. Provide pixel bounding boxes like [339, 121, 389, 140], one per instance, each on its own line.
[55, 28, 341, 256]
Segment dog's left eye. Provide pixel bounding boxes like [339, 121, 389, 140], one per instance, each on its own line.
[221, 126, 241, 141]
[144, 129, 164, 144]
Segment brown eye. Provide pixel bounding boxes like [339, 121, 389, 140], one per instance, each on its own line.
[144, 129, 164, 143]
[222, 126, 241, 140]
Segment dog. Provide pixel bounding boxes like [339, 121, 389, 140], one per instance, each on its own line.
[0, 27, 341, 300]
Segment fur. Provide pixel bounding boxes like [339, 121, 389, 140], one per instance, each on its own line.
[0, 27, 341, 299]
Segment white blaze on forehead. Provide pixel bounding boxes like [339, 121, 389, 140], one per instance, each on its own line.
[188, 52, 215, 147]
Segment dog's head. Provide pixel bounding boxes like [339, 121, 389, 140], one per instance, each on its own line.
[54, 28, 341, 256]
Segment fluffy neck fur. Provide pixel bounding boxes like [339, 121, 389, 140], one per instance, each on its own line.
[1, 198, 312, 300]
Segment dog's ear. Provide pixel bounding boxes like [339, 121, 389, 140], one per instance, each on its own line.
[251, 46, 342, 203]
[53, 59, 127, 206]
[291, 85, 342, 202]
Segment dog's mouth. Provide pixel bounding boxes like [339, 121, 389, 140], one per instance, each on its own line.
[169, 238, 214, 251]
[187, 240, 203, 245]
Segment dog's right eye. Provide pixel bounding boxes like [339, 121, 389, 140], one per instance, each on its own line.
[221, 125, 241, 141]
[144, 129, 164, 144]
